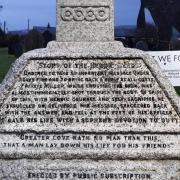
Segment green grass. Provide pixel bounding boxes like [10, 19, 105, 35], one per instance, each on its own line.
[175, 87, 180, 96]
[0, 47, 179, 96]
[0, 48, 16, 82]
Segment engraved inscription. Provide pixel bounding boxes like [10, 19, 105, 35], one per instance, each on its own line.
[0, 159, 179, 179]
[61, 6, 110, 22]
[27, 169, 153, 180]
[0, 59, 179, 132]
[0, 133, 179, 159]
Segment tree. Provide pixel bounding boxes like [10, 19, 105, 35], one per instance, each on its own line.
[24, 29, 44, 52]
[42, 30, 54, 47]
[0, 27, 8, 47]
[135, 23, 159, 51]
[0, 28, 4, 44]
[137, 0, 180, 50]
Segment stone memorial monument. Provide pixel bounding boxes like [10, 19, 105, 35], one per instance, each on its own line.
[0, 0, 180, 179]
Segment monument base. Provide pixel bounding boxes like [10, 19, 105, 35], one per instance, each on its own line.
[0, 41, 179, 179]
[0, 159, 180, 179]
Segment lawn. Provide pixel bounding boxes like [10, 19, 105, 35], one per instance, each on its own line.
[0, 48, 180, 96]
[175, 87, 180, 96]
[0, 48, 16, 83]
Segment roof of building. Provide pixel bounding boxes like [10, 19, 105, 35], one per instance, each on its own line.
[33, 26, 56, 34]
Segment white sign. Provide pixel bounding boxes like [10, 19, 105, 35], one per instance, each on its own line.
[148, 51, 180, 86]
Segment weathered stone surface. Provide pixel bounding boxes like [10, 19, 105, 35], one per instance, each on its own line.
[1, 0, 179, 178]
[0, 43, 179, 162]
[0, 46, 179, 132]
[0, 159, 180, 179]
[56, 0, 114, 42]
[0, 133, 179, 159]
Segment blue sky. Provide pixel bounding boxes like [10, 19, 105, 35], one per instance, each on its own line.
[0, 0, 153, 31]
